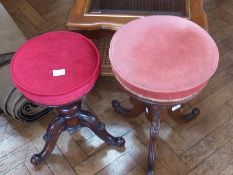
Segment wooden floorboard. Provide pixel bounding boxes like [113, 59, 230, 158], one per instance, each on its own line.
[0, 0, 233, 174]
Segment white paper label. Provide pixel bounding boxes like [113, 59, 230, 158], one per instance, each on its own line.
[52, 69, 65, 77]
[171, 104, 181, 111]
[145, 107, 149, 114]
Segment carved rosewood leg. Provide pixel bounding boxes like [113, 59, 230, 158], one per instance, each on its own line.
[168, 105, 200, 123]
[31, 116, 66, 165]
[147, 106, 160, 175]
[78, 109, 125, 146]
[112, 97, 145, 118]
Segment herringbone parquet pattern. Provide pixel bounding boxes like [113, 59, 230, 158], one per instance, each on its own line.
[0, 0, 233, 174]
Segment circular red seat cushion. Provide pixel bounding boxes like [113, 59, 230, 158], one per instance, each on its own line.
[110, 16, 219, 101]
[11, 31, 100, 106]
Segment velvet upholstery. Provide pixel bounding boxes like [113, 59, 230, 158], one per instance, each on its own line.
[109, 16, 219, 101]
[11, 31, 101, 106]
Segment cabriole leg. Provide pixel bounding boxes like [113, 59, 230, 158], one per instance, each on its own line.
[78, 109, 125, 146]
[31, 116, 66, 165]
[168, 105, 200, 123]
[112, 97, 145, 118]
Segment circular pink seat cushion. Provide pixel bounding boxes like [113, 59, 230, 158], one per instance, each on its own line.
[11, 31, 100, 106]
[110, 16, 219, 101]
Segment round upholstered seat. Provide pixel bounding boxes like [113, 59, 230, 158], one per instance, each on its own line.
[11, 31, 100, 106]
[109, 16, 219, 102]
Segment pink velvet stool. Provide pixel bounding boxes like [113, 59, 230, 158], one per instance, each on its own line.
[109, 16, 219, 175]
[10, 31, 125, 165]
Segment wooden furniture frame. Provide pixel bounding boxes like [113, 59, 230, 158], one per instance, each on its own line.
[67, 0, 207, 31]
[67, 0, 208, 76]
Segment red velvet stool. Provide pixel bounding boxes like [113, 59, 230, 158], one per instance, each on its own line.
[10, 31, 125, 165]
[109, 16, 219, 175]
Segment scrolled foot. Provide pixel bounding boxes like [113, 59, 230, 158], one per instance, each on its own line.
[31, 154, 42, 165]
[112, 100, 131, 115]
[78, 110, 125, 147]
[185, 107, 200, 121]
[112, 100, 122, 109]
[168, 105, 200, 123]
[112, 97, 145, 118]
[113, 137, 125, 147]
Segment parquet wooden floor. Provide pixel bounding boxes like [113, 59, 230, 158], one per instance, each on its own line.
[0, 0, 233, 174]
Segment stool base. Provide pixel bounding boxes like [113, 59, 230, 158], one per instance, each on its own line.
[31, 101, 125, 165]
[112, 97, 200, 175]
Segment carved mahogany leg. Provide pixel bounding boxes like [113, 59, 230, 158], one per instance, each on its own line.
[112, 97, 145, 118]
[31, 102, 80, 165]
[147, 106, 160, 175]
[168, 105, 200, 123]
[31, 116, 66, 165]
[78, 109, 125, 146]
